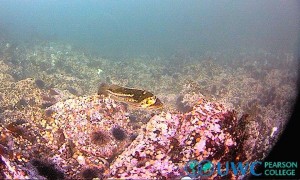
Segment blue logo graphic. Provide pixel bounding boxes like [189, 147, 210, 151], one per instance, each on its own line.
[184, 160, 214, 178]
[184, 160, 263, 178]
[184, 160, 199, 178]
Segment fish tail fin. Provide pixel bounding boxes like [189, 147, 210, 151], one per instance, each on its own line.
[98, 83, 109, 97]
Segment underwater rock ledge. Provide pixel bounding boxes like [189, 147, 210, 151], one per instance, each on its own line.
[0, 90, 248, 179]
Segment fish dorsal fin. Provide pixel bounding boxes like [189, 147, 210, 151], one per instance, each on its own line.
[109, 84, 123, 90]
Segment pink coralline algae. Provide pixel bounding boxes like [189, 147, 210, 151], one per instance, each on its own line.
[110, 98, 243, 179]
[0, 95, 246, 179]
[48, 96, 136, 158]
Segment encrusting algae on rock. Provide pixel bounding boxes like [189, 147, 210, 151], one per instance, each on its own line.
[0, 80, 249, 179]
[0, 37, 297, 179]
[98, 83, 163, 109]
[109, 98, 248, 179]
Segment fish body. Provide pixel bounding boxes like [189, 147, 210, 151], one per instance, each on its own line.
[98, 83, 163, 109]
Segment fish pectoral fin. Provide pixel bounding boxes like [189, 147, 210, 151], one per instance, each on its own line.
[140, 103, 150, 108]
[98, 83, 109, 96]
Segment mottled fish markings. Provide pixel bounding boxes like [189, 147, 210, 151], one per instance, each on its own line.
[98, 83, 163, 109]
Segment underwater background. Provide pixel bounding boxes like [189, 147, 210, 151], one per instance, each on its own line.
[1, 0, 299, 57]
[0, 0, 299, 179]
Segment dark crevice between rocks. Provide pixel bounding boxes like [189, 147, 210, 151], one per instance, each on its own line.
[30, 159, 64, 180]
[81, 167, 104, 180]
[175, 95, 193, 113]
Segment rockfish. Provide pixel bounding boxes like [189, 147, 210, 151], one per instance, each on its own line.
[98, 83, 163, 109]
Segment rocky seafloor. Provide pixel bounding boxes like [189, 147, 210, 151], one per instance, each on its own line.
[0, 38, 298, 179]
